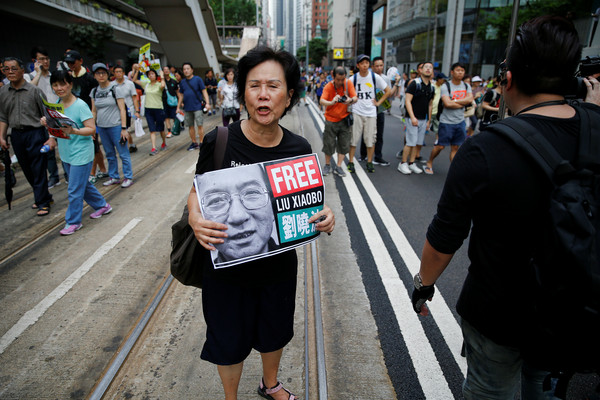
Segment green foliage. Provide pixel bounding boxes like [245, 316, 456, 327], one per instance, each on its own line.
[479, 0, 592, 41]
[296, 38, 328, 67]
[209, 0, 258, 26]
[66, 22, 114, 62]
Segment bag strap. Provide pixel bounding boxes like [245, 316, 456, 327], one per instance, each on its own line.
[487, 116, 576, 181]
[184, 78, 204, 105]
[213, 126, 228, 170]
[576, 105, 600, 170]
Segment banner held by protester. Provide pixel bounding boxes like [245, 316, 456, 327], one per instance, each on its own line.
[194, 153, 324, 268]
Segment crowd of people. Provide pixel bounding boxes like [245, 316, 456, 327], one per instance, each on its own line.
[317, 55, 504, 177]
[0, 46, 242, 234]
[1, 14, 599, 400]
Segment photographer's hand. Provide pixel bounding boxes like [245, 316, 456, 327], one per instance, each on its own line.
[584, 76, 600, 106]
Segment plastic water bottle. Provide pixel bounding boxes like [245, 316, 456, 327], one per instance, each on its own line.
[40, 145, 51, 153]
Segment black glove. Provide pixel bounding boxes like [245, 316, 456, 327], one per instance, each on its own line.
[412, 284, 435, 313]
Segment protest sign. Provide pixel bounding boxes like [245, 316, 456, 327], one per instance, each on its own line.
[138, 43, 151, 73]
[194, 153, 324, 268]
[41, 96, 76, 139]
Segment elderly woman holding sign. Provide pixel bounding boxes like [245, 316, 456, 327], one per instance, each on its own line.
[187, 46, 334, 400]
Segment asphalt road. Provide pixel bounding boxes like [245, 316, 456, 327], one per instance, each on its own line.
[302, 98, 599, 400]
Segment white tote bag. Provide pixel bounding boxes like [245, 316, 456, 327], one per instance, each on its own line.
[134, 117, 145, 137]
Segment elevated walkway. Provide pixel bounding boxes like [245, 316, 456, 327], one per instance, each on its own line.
[136, 0, 237, 73]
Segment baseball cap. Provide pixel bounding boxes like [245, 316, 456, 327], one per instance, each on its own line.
[356, 54, 370, 64]
[64, 50, 82, 63]
[472, 75, 483, 82]
[410, 69, 417, 74]
[435, 72, 449, 80]
[92, 63, 108, 73]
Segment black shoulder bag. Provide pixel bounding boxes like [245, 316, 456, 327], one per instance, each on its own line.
[170, 126, 229, 288]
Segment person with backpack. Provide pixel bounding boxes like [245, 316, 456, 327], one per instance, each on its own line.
[411, 15, 600, 399]
[478, 76, 503, 129]
[347, 54, 391, 174]
[162, 66, 179, 138]
[398, 61, 435, 175]
[423, 62, 473, 175]
[90, 63, 133, 188]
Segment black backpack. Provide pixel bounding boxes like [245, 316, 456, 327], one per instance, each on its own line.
[487, 103, 600, 398]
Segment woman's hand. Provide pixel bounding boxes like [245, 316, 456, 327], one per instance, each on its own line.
[309, 204, 335, 234]
[40, 116, 48, 128]
[188, 207, 228, 251]
[187, 189, 228, 250]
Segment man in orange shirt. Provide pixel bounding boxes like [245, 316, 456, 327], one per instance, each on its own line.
[319, 67, 358, 177]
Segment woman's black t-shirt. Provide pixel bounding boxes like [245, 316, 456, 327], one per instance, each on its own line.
[194, 120, 312, 286]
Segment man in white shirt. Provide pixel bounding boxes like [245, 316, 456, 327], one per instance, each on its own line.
[348, 54, 391, 174]
[29, 46, 61, 188]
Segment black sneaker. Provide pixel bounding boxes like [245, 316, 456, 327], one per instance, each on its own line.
[367, 162, 375, 173]
[373, 158, 390, 166]
[48, 179, 60, 189]
[347, 162, 355, 174]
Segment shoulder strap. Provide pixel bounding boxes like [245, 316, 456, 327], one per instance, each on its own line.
[110, 86, 119, 107]
[353, 73, 357, 88]
[213, 126, 229, 170]
[371, 71, 376, 92]
[487, 117, 575, 181]
[575, 105, 600, 170]
[184, 78, 203, 105]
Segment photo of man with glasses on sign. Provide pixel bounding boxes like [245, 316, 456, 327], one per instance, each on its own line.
[194, 163, 278, 267]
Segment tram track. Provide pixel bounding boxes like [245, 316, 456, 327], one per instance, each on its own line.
[84, 109, 330, 399]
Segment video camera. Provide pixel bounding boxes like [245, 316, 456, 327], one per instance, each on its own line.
[566, 56, 600, 99]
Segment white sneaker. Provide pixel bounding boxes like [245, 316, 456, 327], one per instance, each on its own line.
[409, 163, 423, 174]
[397, 162, 411, 175]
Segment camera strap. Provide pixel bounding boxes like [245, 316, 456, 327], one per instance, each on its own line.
[516, 100, 567, 116]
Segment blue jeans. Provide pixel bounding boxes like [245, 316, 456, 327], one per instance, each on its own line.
[97, 126, 133, 180]
[63, 161, 107, 225]
[461, 319, 560, 400]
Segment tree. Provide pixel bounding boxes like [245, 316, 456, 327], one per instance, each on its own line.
[209, 0, 258, 27]
[66, 22, 114, 62]
[296, 38, 328, 67]
[478, 0, 592, 41]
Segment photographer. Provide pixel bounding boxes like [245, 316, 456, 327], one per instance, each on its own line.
[319, 67, 357, 177]
[412, 16, 600, 399]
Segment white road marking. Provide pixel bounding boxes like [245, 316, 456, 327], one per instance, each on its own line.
[186, 163, 197, 174]
[309, 105, 466, 388]
[354, 161, 467, 376]
[0, 218, 142, 355]
[340, 169, 455, 399]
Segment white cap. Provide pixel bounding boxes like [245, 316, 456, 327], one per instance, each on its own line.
[472, 76, 483, 82]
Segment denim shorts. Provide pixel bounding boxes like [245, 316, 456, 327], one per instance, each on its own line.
[437, 121, 466, 146]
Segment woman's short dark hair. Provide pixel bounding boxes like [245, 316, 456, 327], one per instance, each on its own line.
[146, 69, 157, 79]
[236, 46, 301, 117]
[507, 15, 581, 96]
[50, 69, 73, 85]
